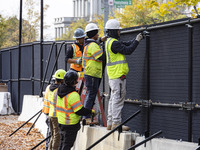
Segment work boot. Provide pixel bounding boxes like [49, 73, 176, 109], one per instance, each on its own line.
[111, 123, 130, 131]
[107, 125, 112, 130]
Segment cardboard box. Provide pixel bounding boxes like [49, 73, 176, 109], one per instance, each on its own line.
[0, 83, 8, 92]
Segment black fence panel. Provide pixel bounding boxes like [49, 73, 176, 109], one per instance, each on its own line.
[33, 44, 41, 95]
[149, 25, 189, 103]
[122, 103, 146, 134]
[193, 23, 200, 103]
[1, 18, 200, 143]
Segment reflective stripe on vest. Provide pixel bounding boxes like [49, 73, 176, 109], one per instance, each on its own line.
[82, 42, 103, 78]
[106, 38, 127, 66]
[105, 38, 129, 79]
[49, 89, 58, 117]
[70, 44, 83, 72]
[42, 85, 50, 114]
[56, 91, 83, 125]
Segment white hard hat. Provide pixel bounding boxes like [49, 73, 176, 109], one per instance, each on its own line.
[85, 23, 99, 33]
[105, 19, 122, 30]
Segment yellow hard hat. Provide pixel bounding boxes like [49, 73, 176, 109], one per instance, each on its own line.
[53, 69, 66, 79]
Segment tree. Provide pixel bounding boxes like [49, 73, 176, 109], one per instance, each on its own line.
[59, 18, 88, 41]
[24, 0, 49, 41]
[174, 0, 200, 17]
[1, 16, 37, 48]
[114, 0, 186, 28]
[0, 15, 7, 48]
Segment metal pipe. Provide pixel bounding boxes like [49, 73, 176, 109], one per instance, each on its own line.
[187, 23, 193, 142]
[18, 0, 23, 113]
[125, 100, 200, 109]
[31, 135, 51, 150]
[40, 0, 44, 90]
[48, 42, 66, 84]
[146, 31, 150, 138]
[32, 43, 34, 95]
[86, 109, 141, 150]
[39, 42, 56, 97]
[121, 18, 200, 34]
[9, 50, 12, 97]
[26, 111, 42, 135]
[9, 109, 42, 137]
[127, 130, 162, 150]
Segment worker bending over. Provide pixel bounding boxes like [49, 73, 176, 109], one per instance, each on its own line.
[56, 70, 96, 150]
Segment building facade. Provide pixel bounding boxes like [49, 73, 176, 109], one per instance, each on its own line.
[54, 0, 104, 39]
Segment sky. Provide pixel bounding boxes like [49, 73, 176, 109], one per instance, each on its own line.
[0, 0, 73, 40]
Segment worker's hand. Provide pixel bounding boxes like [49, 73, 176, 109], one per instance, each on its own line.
[135, 33, 143, 42]
[76, 58, 82, 65]
[91, 109, 97, 117]
[101, 36, 107, 42]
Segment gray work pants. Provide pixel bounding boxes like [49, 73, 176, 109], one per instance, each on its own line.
[107, 78, 126, 126]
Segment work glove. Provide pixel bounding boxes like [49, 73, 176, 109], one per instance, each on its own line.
[91, 109, 97, 117]
[76, 58, 82, 65]
[135, 33, 143, 42]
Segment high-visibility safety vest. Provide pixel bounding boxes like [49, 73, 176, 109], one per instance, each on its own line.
[70, 44, 83, 72]
[42, 85, 51, 114]
[105, 38, 129, 79]
[49, 89, 58, 117]
[82, 42, 103, 78]
[56, 91, 83, 125]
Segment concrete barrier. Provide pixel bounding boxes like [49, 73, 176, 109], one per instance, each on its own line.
[18, 95, 199, 150]
[18, 95, 48, 136]
[135, 136, 198, 150]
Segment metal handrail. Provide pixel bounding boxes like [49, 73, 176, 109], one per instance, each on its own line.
[9, 109, 42, 137]
[195, 146, 200, 150]
[127, 130, 162, 150]
[31, 135, 51, 150]
[39, 42, 56, 97]
[48, 41, 66, 84]
[86, 109, 141, 150]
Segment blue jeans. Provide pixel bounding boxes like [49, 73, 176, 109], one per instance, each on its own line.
[84, 74, 101, 118]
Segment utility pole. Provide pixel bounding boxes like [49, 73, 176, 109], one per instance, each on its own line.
[104, 0, 109, 34]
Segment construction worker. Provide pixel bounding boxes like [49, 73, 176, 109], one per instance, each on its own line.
[48, 69, 66, 150]
[82, 23, 106, 123]
[65, 28, 85, 72]
[43, 69, 66, 150]
[56, 70, 96, 150]
[105, 19, 143, 131]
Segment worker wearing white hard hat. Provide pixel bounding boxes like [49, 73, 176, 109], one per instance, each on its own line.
[105, 19, 144, 131]
[82, 22, 107, 124]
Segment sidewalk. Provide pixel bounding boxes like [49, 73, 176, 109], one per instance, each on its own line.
[0, 115, 45, 150]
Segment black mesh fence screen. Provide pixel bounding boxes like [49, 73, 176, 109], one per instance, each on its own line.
[0, 18, 200, 143]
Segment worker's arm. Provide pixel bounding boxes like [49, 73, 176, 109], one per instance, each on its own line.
[75, 107, 93, 116]
[65, 45, 74, 63]
[111, 33, 143, 55]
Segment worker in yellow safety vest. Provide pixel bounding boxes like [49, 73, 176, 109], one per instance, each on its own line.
[65, 28, 86, 72]
[42, 69, 66, 150]
[105, 19, 143, 131]
[55, 70, 96, 150]
[82, 23, 107, 123]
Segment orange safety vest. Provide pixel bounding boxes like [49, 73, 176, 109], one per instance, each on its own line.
[42, 85, 50, 114]
[70, 44, 83, 72]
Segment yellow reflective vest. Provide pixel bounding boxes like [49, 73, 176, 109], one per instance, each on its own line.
[82, 42, 103, 78]
[49, 89, 58, 117]
[70, 44, 83, 72]
[56, 91, 83, 125]
[105, 38, 129, 79]
[42, 85, 50, 114]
